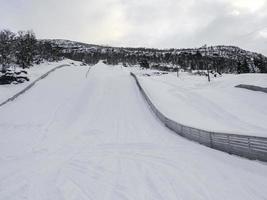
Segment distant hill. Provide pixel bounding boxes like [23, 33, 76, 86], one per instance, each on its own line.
[44, 39, 267, 73]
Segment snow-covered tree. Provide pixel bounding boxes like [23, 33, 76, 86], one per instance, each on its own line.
[15, 30, 37, 69]
[0, 30, 16, 73]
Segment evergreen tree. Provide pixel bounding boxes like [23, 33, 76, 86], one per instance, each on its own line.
[15, 30, 37, 69]
[254, 56, 267, 73]
[139, 59, 149, 69]
[0, 30, 16, 73]
[237, 60, 250, 73]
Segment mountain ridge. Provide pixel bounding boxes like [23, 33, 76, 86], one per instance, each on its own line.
[43, 39, 266, 57]
[43, 39, 267, 73]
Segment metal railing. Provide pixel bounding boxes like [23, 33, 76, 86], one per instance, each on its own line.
[131, 72, 267, 162]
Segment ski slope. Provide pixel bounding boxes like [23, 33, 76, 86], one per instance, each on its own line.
[0, 63, 267, 200]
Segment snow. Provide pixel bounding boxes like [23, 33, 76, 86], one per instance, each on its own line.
[0, 63, 267, 199]
[135, 70, 267, 136]
[0, 59, 82, 103]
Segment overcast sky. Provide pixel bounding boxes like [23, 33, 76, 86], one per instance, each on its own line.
[1, 0, 267, 55]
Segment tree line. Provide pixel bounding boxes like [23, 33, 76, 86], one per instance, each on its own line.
[1, 29, 267, 79]
[0, 29, 61, 84]
[60, 46, 267, 74]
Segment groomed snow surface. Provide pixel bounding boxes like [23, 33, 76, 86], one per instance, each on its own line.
[0, 62, 267, 200]
[0, 59, 81, 103]
[135, 70, 267, 137]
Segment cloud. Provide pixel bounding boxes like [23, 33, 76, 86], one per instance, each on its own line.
[0, 0, 266, 55]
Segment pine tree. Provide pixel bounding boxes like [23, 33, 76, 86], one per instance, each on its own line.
[15, 30, 37, 69]
[0, 30, 16, 73]
[139, 59, 149, 69]
[237, 60, 250, 74]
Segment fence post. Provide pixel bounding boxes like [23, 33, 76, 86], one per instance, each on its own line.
[198, 129, 201, 143]
[227, 135, 231, 154]
[248, 137, 253, 159]
[209, 132, 213, 148]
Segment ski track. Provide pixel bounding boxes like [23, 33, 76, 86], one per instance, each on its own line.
[0, 63, 267, 200]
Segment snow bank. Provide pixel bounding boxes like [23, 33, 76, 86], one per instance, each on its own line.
[135, 71, 267, 137]
[0, 59, 82, 103]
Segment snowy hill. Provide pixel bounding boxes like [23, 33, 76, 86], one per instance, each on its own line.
[133, 69, 267, 136]
[44, 39, 267, 73]
[45, 39, 264, 59]
[1, 62, 267, 199]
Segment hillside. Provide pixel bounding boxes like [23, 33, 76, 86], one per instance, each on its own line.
[45, 39, 267, 73]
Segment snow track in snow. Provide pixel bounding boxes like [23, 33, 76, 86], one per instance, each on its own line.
[0, 63, 267, 200]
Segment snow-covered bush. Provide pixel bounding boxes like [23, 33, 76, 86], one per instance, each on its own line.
[0, 67, 29, 85]
[0, 29, 62, 85]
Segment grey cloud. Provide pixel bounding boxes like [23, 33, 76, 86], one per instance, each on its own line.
[0, 0, 266, 55]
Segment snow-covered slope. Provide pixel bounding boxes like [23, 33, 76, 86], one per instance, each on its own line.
[135, 70, 267, 136]
[0, 59, 82, 103]
[0, 63, 267, 200]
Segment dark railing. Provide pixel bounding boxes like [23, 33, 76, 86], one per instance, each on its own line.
[235, 84, 267, 94]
